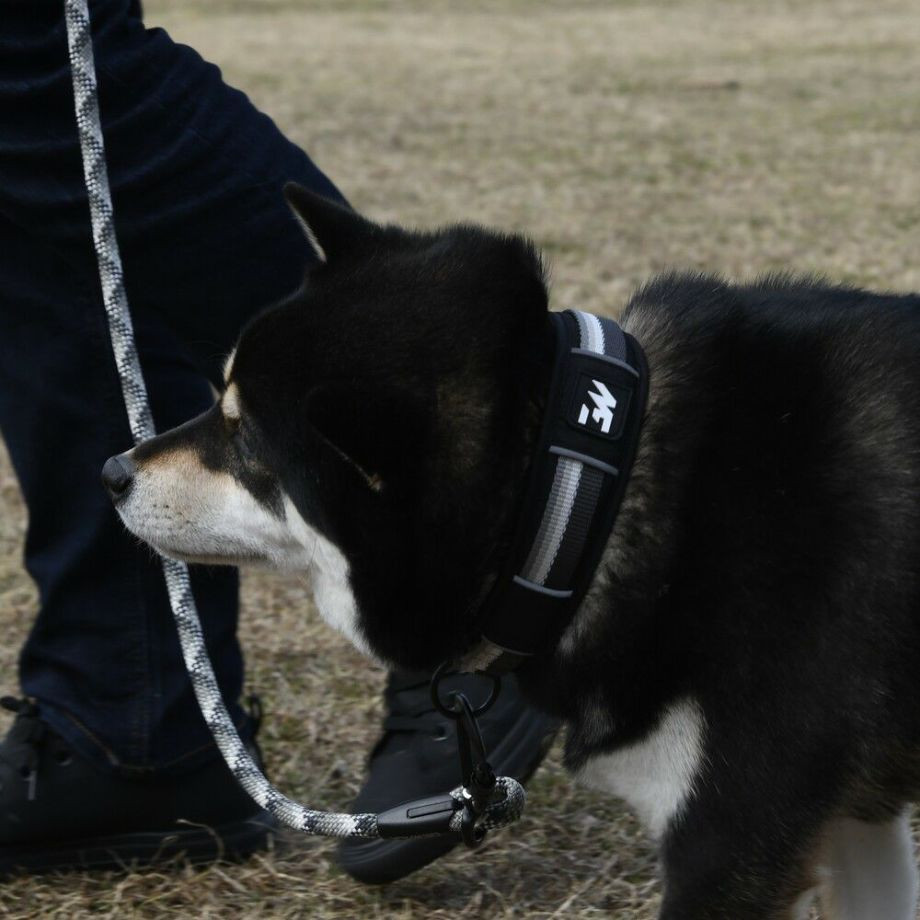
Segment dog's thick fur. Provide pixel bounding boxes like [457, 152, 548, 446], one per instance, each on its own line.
[108, 188, 920, 919]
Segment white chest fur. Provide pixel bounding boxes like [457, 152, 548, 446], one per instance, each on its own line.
[281, 494, 371, 657]
[310, 533, 371, 656]
[577, 698, 706, 840]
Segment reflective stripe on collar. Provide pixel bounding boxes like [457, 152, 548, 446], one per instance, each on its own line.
[475, 310, 648, 665]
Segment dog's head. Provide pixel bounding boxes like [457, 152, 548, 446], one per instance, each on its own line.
[105, 186, 552, 667]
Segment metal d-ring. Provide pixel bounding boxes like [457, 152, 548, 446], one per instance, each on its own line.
[429, 660, 502, 719]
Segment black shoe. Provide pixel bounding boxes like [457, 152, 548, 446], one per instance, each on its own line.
[0, 696, 276, 875]
[337, 671, 558, 885]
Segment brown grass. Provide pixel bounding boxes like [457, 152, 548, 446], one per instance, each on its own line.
[2, 0, 919, 916]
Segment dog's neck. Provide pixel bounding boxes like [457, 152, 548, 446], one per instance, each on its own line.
[557, 306, 690, 656]
[513, 295, 711, 764]
[458, 309, 648, 674]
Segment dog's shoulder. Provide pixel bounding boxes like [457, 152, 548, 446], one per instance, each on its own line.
[544, 270, 920, 797]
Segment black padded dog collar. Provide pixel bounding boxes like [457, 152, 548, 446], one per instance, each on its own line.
[476, 310, 648, 670]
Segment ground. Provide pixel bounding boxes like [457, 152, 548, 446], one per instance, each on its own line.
[1, 0, 919, 916]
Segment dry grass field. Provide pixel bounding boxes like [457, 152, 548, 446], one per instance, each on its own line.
[2, 0, 920, 916]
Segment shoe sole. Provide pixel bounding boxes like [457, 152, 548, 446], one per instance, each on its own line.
[0, 810, 277, 876]
[338, 708, 558, 885]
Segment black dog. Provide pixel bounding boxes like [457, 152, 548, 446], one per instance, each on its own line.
[105, 186, 920, 919]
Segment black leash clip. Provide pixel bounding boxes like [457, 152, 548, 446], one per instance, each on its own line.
[430, 663, 501, 849]
[450, 692, 497, 847]
[375, 664, 502, 848]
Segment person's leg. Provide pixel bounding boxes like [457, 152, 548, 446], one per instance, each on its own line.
[0, 0, 348, 872]
[0, 0, 557, 879]
[0, 0, 339, 773]
[0, 213, 244, 773]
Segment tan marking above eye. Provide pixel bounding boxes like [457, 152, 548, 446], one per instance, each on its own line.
[222, 382, 241, 423]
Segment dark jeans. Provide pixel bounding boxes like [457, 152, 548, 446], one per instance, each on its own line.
[0, 0, 343, 772]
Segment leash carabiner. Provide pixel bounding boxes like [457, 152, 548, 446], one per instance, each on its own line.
[374, 691, 499, 847]
[451, 692, 497, 848]
[428, 664, 503, 848]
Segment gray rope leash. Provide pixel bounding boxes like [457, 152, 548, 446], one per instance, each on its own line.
[63, 0, 525, 842]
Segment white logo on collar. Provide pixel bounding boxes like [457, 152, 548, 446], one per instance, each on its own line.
[578, 379, 617, 434]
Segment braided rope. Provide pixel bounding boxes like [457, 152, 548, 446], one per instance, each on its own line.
[63, 0, 525, 841]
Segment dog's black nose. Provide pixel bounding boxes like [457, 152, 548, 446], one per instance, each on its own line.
[102, 454, 135, 501]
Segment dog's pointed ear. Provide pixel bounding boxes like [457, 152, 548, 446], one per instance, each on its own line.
[283, 183, 378, 265]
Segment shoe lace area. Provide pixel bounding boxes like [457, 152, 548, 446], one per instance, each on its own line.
[380, 675, 452, 741]
[0, 696, 46, 800]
